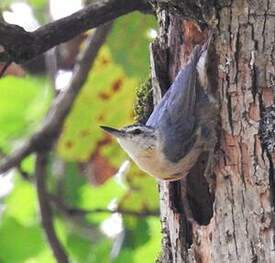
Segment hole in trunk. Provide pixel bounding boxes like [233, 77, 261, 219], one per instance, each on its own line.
[186, 151, 215, 225]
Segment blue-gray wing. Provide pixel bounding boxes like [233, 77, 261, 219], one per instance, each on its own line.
[146, 46, 206, 162]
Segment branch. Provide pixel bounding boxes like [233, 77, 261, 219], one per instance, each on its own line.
[49, 194, 159, 218]
[0, 0, 150, 64]
[69, 207, 160, 218]
[35, 153, 69, 263]
[0, 147, 33, 180]
[0, 23, 112, 174]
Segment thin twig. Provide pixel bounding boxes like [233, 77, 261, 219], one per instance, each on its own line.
[0, 60, 12, 77]
[0, 23, 112, 175]
[0, 147, 32, 180]
[35, 152, 69, 263]
[68, 207, 160, 218]
[0, 0, 150, 64]
[49, 194, 159, 218]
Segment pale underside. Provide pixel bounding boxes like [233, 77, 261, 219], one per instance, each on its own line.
[118, 129, 204, 181]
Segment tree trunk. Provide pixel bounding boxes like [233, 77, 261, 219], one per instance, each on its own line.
[152, 0, 275, 262]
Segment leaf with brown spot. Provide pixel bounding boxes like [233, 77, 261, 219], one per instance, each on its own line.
[57, 46, 137, 164]
[79, 129, 91, 137]
[98, 91, 111, 100]
[112, 78, 124, 92]
[97, 113, 105, 122]
[65, 140, 74, 149]
[100, 56, 110, 66]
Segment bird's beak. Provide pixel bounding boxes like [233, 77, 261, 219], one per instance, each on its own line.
[100, 126, 125, 138]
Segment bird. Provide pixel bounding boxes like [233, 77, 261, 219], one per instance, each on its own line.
[100, 39, 217, 181]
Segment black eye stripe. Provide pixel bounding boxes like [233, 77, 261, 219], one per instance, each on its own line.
[121, 124, 154, 134]
[131, 128, 142, 135]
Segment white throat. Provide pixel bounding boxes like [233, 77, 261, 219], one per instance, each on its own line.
[117, 137, 145, 160]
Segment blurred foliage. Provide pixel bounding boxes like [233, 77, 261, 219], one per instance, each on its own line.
[0, 0, 13, 8]
[107, 12, 156, 79]
[0, 2, 160, 263]
[0, 76, 52, 151]
[57, 46, 137, 163]
[27, 0, 47, 9]
[0, 177, 51, 263]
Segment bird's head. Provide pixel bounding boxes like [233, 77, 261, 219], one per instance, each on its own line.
[100, 124, 157, 159]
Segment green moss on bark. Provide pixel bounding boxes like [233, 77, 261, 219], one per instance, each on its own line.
[134, 77, 154, 124]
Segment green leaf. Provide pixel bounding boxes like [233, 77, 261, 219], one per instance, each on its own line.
[124, 219, 150, 248]
[20, 154, 36, 175]
[86, 239, 111, 263]
[24, 249, 55, 263]
[57, 46, 137, 166]
[60, 162, 126, 223]
[107, 12, 156, 79]
[0, 76, 52, 151]
[113, 249, 134, 263]
[27, 0, 47, 9]
[62, 162, 87, 206]
[133, 218, 161, 262]
[0, 0, 13, 7]
[66, 232, 111, 263]
[67, 232, 92, 263]
[119, 165, 159, 212]
[115, 218, 161, 263]
[4, 177, 37, 225]
[79, 178, 125, 223]
[0, 217, 46, 263]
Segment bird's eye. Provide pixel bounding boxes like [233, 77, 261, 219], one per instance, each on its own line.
[132, 128, 142, 135]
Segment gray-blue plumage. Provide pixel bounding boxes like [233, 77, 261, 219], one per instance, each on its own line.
[146, 46, 209, 163]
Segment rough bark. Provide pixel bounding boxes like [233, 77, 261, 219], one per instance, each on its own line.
[153, 0, 275, 262]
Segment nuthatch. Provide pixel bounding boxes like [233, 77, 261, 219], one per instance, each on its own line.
[101, 40, 217, 181]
